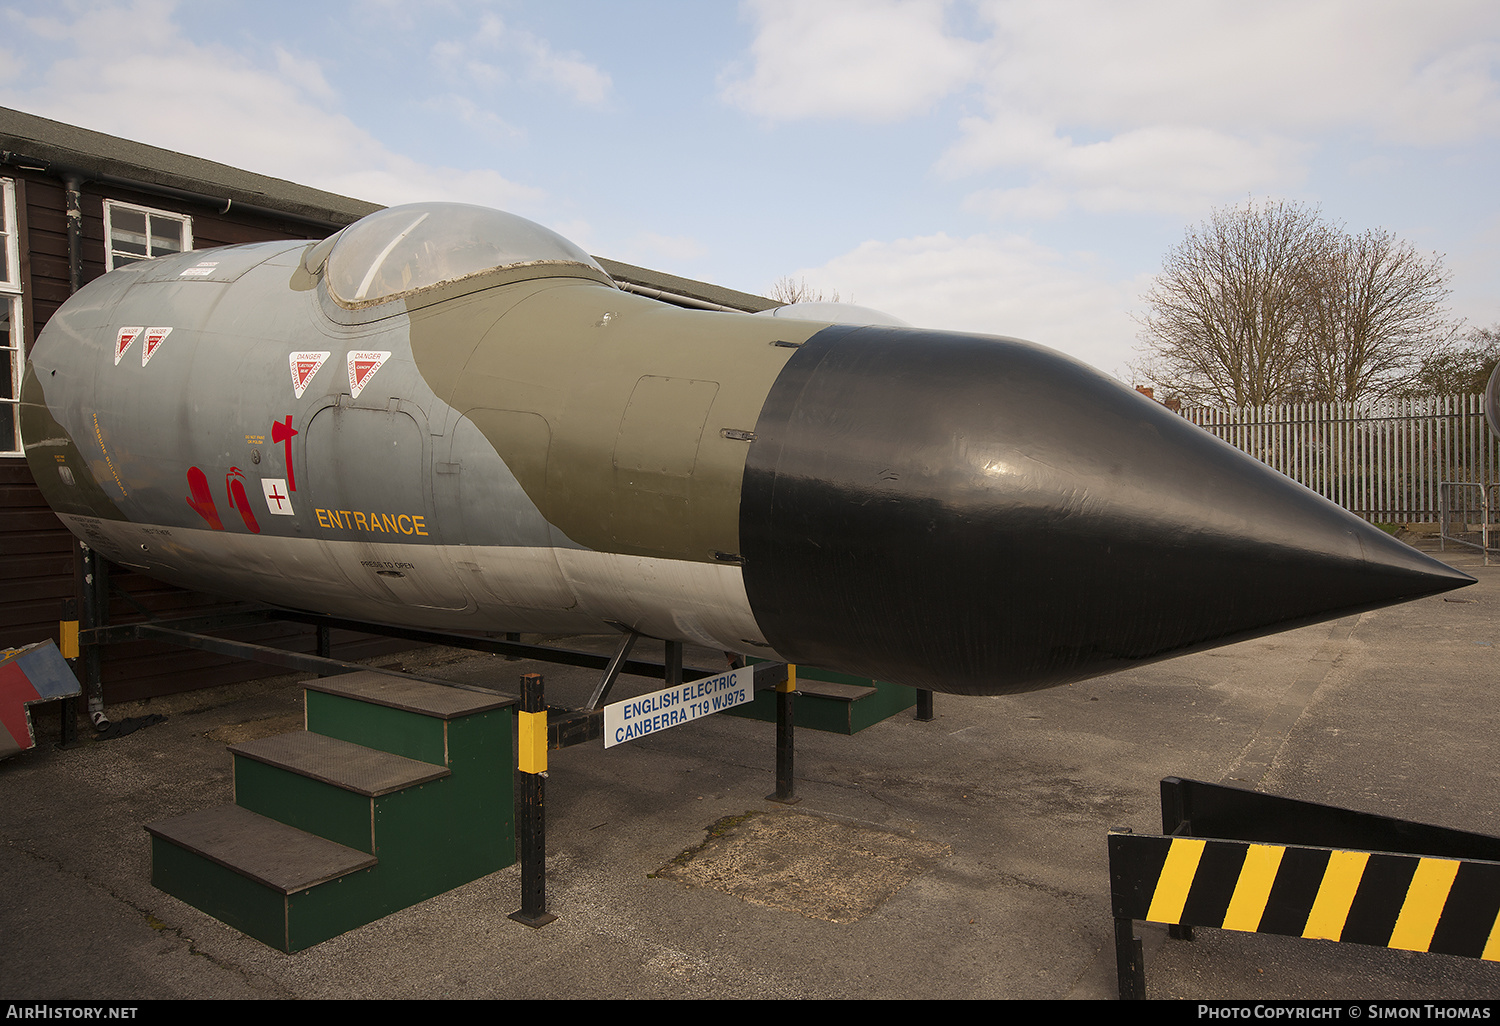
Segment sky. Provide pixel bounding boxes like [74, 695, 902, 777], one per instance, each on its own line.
[1, 0, 1497, 379]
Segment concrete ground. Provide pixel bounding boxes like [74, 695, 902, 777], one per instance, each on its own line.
[2, 536, 1498, 1001]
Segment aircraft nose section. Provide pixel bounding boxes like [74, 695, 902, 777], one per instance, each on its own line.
[739, 325, 1474, 696]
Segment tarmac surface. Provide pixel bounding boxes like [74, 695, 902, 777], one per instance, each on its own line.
[2, 533, 1498, 1001]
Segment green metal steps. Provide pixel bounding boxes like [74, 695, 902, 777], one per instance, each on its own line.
[146, 805, 379, 953]
[727, 665, 917, 734]
[145, 671, 515, 952]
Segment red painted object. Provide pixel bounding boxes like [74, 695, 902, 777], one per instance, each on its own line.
[0, 642, 81, 759]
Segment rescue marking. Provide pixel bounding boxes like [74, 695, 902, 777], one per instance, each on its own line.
[603, 668, 751, 748]
[347, 350, 391, 398]
[141, 326, 172, 366]
[178, 261, 219, 277]
[289, 351, 330, 399]
[316, 509, 429, 536]
[261, 479, 294, 516]
[271, 415, 298, 491]
[114, 327, 143, 366]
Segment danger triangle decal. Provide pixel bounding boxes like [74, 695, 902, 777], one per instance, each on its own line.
[114, 327, 143, 366]
[347, 351, 391, 399]
[141, 327, 172, 366]
[289, 351, 330, 399]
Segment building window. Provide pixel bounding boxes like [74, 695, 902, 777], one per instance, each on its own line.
[105, 200, 192, 270]
[1, 178, 21, 456]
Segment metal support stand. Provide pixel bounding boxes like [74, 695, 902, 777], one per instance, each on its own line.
[767, 667, 799, 804]
[315, 625, 332, 676]
[510, 671, 556, 928]
[665, 639, 682, 688]
[915, 689, 934, 721]
[57, 598, 79, 747]
[78, 543, 110, 731]
[586, 630, 639, 710]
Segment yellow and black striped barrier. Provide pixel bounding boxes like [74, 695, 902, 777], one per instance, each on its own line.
[1109, 778, 1500, 999]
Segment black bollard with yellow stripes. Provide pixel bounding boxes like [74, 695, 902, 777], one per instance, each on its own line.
[58, 598, 79, 746]
[509, 672, 557, 928]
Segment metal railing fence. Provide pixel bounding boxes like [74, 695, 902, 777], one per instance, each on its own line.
[1438, 481, 1500, 562]
[1177, 395, 1500, 524]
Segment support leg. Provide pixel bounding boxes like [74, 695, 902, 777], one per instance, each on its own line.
[78, 543, 109, 732]
[315, 625, 332, 677]
[1114, 917, 1145, 1000]
[665, 639, 682, 689]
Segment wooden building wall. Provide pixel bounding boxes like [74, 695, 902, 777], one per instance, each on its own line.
[1, 168, 407, 704]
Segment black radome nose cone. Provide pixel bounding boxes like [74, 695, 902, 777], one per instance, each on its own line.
[740, 326, 1474, 696]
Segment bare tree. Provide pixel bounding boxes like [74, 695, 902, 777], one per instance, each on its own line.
[770, 276, 844, 305]
[1136, 199, 1326, 407]
[1298, 229, 1458, 402]
[1403, 324, 1500, 397]
[1136, 199, 1461, 407]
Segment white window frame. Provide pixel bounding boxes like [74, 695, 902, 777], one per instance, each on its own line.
[1, 177, 21, 456]
[104, 199, 193, 270]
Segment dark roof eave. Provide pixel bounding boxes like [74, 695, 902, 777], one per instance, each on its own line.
[0, 106, 778, 310]
[0, 106, 379, 228]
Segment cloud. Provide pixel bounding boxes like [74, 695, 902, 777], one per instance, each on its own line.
[433, 13, 611, 107]
[788, 231, 1151, 375]
[970, 0, 1500, 144]
[519, 34, 611, 106]
[722, 1, 1500, 217]
[948, 2, 1500, 217]
[630, 232, 709, 264]
[719, 0, 981, 121]
[422, 93, 525, 146]
[0, 1, 544, 212]
[951, 123, 1308, 217]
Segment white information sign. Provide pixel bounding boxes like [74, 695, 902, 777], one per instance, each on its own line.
[603, 667, 752, 748]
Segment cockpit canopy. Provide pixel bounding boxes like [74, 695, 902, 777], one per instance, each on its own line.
[319, 202, 613, 309]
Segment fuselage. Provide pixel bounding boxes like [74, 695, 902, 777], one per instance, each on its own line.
[22, 228, 813, 656]
[22, 203, 1473, 695]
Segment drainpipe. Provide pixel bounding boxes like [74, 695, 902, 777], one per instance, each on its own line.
[63, 173, 84, 294]
[62, 172, 109, 731]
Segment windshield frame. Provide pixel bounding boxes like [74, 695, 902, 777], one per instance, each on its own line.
[321, 202, 615, 313]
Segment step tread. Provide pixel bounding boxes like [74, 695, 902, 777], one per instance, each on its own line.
[304, 670, 511, 719]
[145, 805, 376, 895]
[231, 731, 450, 796]
[796, 680, 879, 702]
